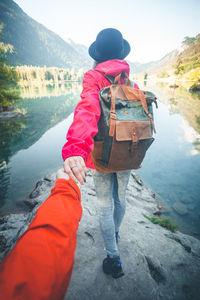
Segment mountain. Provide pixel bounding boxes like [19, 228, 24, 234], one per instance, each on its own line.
[66, 38, 90, 61]
[144, 49, 179, 74]
[128, 50, 179, 75]
[0, 0, 92, 70]
[176, 34, 200, 73]
[144, 34, 200, 83]
[1, 0, 197, 78]
[127, 60, 156, 74]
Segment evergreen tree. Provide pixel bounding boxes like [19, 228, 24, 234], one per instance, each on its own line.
[182, 36, 196, 47]
[45, 70, 54, 81]
[0, 43, 20, 110]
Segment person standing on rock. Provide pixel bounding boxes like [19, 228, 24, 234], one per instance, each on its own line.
[62, 28, 140, 279]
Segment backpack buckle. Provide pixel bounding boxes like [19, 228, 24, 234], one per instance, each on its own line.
[110, 112, 116, 120]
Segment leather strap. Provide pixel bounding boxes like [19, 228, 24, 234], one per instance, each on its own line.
[96, 70, 130, 86]
[114, 73, 121, 84]
[114, 72, 131, 86]
[138, 90, 156, 133]
[109, 85, 118, 136]
[109, 112, 116, 136]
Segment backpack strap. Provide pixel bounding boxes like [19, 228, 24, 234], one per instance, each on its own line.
[103, 73, 115, 84]
[96, 70, 131, 86]
[113, 72, 131, 86]
[109, 85, 117, 136]
[138, 90, 156, 133]
[94, 70, 114, 84]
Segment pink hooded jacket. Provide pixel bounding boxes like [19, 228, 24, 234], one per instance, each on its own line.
[62, 59, 139, 169]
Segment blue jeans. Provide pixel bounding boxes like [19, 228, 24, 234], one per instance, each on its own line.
[92, 170, 131, 258]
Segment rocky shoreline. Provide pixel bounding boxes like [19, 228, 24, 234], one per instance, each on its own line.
[0, 111, 25, 120]
[0, 170, 200, 300]
[189, 83, 200, 93]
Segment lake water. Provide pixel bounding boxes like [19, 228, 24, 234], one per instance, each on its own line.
[137, 82, 200, 239]
[0, 82, 200, 238]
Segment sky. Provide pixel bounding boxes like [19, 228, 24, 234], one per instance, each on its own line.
[14, 0, 200, 63]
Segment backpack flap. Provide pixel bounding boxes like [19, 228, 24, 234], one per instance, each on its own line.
[115, 120, 152, 143]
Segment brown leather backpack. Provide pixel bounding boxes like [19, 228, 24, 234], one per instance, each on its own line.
[91, 72, 157, 172]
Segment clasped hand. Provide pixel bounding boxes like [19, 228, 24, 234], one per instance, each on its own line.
[63, 156, 87, 185]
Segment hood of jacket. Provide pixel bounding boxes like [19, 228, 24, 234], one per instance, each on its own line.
[94, 59, 130, 77]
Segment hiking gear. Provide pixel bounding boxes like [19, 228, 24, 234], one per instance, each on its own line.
[0, 179, 82, 300]
[62, 60, 139, 170]
[115, 232, 120, 244]
[91, 72, 157, 172]
[89, 28, 130, 62]
[103, 255, 124, 278]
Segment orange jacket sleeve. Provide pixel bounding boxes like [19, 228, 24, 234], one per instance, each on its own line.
[0, 178, 82, 300]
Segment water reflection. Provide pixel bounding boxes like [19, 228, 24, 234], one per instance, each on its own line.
[161, 84, 200, 156]
[179, 119, 200, 156]
[137, 82, 200, 239]
[19, 82, 81, 99]
[0, 115, 74, 213]
[156, 82, 200, 133]
[0, 118, 27, 162]
[0, 83, 81, 208]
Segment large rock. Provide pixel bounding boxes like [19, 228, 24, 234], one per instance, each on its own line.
[0, 171, 200, 300]
[66, 172, 200, 300]
[0, 111, 25, 120]
[173, 201, 189, 216]
[189, 84, 200, 93]
[0, 176, 54, 260]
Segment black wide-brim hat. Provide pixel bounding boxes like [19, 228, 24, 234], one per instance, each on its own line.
[89, 28, 130, 62]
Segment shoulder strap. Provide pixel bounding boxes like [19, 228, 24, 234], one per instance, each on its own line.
[96, 70, 130, 86]
[103, 73, 115, 84]
[94, 70, 114, 84]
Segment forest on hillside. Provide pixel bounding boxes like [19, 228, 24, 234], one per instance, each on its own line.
[155, 34, 200, 87]
[176, 35, 200, 73]
[15, 66, 84, 85]
[0, 40, 84, 110]
[0, 41, 19, 110]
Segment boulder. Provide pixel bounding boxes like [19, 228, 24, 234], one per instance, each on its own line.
[3, 105, 15, 112]
[173, 202, 189, 216]
[0, 161, 6, 170]
[0, 111, 25, 120]
[189, 84, 200, 93]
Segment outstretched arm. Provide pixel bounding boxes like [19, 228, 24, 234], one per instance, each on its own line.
[0, 170, 82, 300]
[62, 71, 101, 184]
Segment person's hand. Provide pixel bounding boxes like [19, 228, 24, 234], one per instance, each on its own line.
[63, 156, 86, 185]
[56, 168, 70, 180]
[56, 168, 81, 188]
